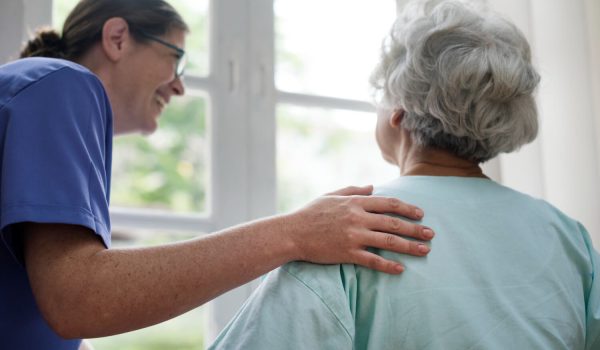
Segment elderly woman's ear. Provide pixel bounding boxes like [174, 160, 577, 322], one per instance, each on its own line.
[390, 109, 405, 128]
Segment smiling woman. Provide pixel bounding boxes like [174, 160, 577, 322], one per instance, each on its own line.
[52, 0, 209, 215]
[86, 19, 186, 135]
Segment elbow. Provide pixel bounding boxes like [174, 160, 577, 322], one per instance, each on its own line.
[22, 222, 109, 339]
[32, 283, 98, 339]
[51, 322, 81, 340]
[37, 295, 88, 339]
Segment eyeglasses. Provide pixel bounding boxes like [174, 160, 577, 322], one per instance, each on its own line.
[138, 31, 187, 79]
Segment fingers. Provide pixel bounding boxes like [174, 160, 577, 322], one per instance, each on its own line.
[353, 250, 405, 274]
[365, 212, 434, 241]
[326, 185, 373, 196]
[357, 196, 424, 220]
[351, 230, 431, 274]
[360, 230, 431, 256]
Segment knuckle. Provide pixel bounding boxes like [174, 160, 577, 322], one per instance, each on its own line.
[339, 198, 355, 211]
[388, 198, 401, 209]
[411, 241, 429, 255]
[347, 196, 361, 206]
[384, 234, 396, 249]
[345, 213, 358, 226]
[415, 224, 424, 237]
[388, 217, 402, 231]
[348, 210, 364, 226]
[410, 241, 420, 253]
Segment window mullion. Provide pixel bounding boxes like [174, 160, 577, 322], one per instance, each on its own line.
[206, 0, 258, 342]
[277, 90, 375, 113]
[247, 0, 276, 220]
[209, 0, 251, 230]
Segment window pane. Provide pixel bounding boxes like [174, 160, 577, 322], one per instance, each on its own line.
[275, 0, 396, 100]
[169, 0, 210, 77]
[277, 105, 398, 212]
[90, 307, 206, 350]
[111, 94, 209, 213]
[53, 0, 209, 77]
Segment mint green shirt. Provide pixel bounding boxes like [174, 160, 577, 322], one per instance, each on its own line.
[209, 177, 600, 349]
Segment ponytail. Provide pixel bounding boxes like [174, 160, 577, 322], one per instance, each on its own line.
[20, 28, 67, 59]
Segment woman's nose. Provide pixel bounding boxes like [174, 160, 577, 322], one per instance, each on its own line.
[170, 75, 185, 96]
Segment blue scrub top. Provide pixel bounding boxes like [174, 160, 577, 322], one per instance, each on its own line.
[0, 57, 113, 349]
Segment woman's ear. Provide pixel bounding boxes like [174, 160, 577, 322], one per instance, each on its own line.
[101, 17, 131, 62]
[389, 109, 405, 128]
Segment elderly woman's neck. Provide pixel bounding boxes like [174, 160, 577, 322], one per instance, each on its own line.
[397, 142, 487, 179]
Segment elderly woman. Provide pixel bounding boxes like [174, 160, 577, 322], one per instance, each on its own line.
[208, 0, 600, 349]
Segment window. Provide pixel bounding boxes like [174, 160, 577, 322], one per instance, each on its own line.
[275, 1, 399, 213]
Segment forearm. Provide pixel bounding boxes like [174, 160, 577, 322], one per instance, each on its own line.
[26, 215, 299, 338]
[26, 188, 433, 338]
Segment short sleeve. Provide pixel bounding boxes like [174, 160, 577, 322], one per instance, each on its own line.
[0, 65, 113, 258]
[208, 264, 354, 350]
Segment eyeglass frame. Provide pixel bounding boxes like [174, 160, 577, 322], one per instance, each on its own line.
[137, 31, 187, 79]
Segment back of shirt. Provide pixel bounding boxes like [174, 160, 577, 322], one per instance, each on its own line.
[0, 57, 113, 350]
[350, 176, 598, 349]
[210, 176, 600, 350]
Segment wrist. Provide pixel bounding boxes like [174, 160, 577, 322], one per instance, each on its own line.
[270, 212, 304, 262]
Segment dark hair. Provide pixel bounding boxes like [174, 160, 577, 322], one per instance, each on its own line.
[20, 0, 188, 60]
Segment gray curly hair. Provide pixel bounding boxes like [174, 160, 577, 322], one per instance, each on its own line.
[371, 0, 540, 163]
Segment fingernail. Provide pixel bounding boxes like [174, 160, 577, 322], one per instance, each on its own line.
[395, 264, 405, 273]
[414, 208, 424, 218]
[422, 228, 434, 239]
[418, 244, 430, 254]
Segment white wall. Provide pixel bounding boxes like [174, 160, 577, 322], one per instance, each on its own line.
[0, 0, 53, 64]
[0, 1, 25, 64]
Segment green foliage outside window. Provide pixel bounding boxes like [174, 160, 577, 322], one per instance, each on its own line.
[111, 96, 207, 213]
